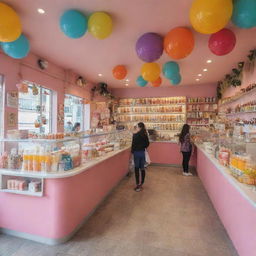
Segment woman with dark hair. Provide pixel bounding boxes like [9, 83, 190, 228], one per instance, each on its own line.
[72, 122, 81, 132]
[131, 122, 150, 192]
[179, 124, 193, 176]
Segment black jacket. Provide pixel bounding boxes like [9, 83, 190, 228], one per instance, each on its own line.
[131, 131, 150, 153]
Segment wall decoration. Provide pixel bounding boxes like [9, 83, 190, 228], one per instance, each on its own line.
[189, 0, 233, 34]
[91, 83, 115, 100]
[136, 33, 163, 62]
[58, 103, 64, 125]
[0, 2, 21, 42]
[16, 82, 28, 93]
[76, 76, 87, 88]
[164, 27, 194, 59]
[60, 10, 87, 39]
[32, 84, 39, 95]
[1, 34, 30, 59]
[7, 91, 18, 108]
[112, 65, 127, 80]
[88, 12, 113, 40]
[7, 112, 17, 127]
[37, 59, 48, 70]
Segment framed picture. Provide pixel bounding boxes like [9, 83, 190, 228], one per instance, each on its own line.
[7, 112, 17, 127]
[7, 91, 18, 108]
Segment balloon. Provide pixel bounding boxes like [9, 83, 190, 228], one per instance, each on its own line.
[0, 3, 22, 42]
[190, 0, 233, 34]
[112, 65, 127, 80]
[1, 34, 30, 59]
[141, 63, 161, 82]
[151, 77, 162, 87]
[163, 61, 180, 79]
[170, 73, 182, 85]
[88, 12, 113, 39]
[136, 33, 163, 62]
[60, 10, 87, 38]
[136, 76, 148, 87]
[209, 29, 236, 56]
[232, 0, 256, 28]
[164, 27, 194, 59]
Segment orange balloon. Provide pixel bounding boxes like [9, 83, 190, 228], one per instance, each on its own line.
[151, 77, 162, 87]
[164, 27, 194, 59]
[112, 65, 127, 80]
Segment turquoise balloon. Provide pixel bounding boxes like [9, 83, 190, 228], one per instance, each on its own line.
[136, 76, 148, 87]
[170, 73, 181, 85]
[1, 34, 30, 59]
[60, 10, 87, 38]
[163, 61, 180, 79]
[232, 0, 256, 28]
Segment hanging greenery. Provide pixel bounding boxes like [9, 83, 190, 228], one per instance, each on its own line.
[91, 82, 115, 100]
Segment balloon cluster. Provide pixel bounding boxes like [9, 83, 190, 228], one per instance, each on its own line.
[60, 10, 113, 40]
[190, 0, 256, 56]
[0, 3, 30, 59]
[163, 62, 181, 85]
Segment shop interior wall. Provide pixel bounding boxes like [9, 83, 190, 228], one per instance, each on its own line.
[0, 52, 102, 134]
[112, 83, 217, 99]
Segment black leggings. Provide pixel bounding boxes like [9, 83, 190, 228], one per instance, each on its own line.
[135, 168, 145, 185]
[182, 151, 192, 173]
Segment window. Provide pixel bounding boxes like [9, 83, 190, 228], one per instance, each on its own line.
[64, 94, 84, 132]
[18, 82, 53, 134]
[0, 75, 4, 137]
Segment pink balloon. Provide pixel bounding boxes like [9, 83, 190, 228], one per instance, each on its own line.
[208, 29, 236, 56]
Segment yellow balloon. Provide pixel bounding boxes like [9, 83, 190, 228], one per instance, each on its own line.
[141, 63, 161, 82]
[0, 3, 22, 42]
[88, 12, 113, 40]
[190, 0, 233, 34]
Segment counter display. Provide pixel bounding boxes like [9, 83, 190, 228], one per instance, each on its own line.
[0, 130, 131, 196]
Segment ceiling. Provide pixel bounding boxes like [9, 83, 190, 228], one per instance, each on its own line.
[3, 0, 256, 88]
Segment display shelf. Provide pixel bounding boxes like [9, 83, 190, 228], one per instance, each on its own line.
[118, 103, 185, 107]
[188, 124, 209, 126]
[0, 189, 43, 197]
[219, 86, 256, 107]
[117, 121, 185, 124]
[116, 112, 184, 115]
[187, 102, 216, 105]
[225, 111, 256, 116]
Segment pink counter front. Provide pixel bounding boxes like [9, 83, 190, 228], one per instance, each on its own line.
[196, 145, 256, 256]
[0, 147, 130, 244]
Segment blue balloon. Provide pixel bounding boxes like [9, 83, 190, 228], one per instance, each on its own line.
[136, 76, 148, 87]
[170, 73, 181, 85]
[1, 34, 30, 59]
[60, 10, 87, 38]
[232, 0, 256, 28]
[163, 61, 180, 79]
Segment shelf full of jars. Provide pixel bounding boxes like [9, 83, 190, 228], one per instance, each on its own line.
[187, 97, 218, 127]
[0, 130, 131, 196]
[116, 97, 186, 142]
[194, 122, 256, 193]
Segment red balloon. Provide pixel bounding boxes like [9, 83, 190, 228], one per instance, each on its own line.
[208, 28, 236, 56]
[164, 27, 194, 59]
[151, 77, 162, 87]
[112, 65, 127, 80]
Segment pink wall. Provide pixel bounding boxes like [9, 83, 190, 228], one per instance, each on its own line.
[112, 83, 217, 99]
[0, 52, 99, 134]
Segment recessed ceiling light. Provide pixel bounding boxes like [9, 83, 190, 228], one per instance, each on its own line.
[198, 74, 202, 77]
[203, 68, 208, 72]
[37, 8, 45, 14]
[125, 79, 129, 82]
[125, 84, 129, 87]
[98, 73, 102, 77]
[196, 78, 200, 81]
[207, 60, 212, 63]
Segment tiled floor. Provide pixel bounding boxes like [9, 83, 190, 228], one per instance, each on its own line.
[0, 166, 238, 256]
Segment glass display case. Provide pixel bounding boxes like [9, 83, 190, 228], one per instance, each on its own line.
[0, 130, 131, 196]
[195, 124, 256, 189]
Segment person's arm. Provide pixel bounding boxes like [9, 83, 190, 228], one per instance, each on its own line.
[131, 134, 136, 153]
[145, 135, 150, 148]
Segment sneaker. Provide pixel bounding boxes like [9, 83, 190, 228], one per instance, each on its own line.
[183, 172, 193, 176]
[134, 185, 142, 192]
